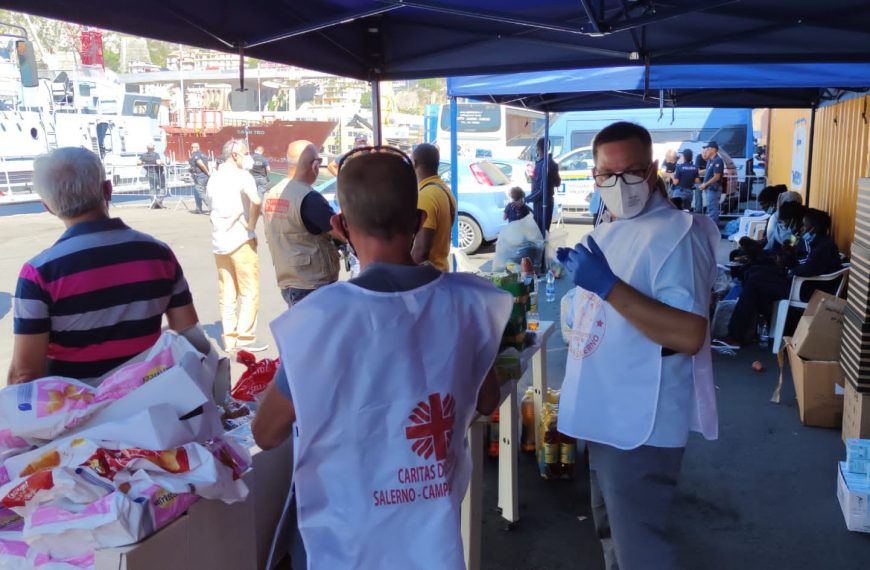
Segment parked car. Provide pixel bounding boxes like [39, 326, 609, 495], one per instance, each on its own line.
[553, 146, 595, 218]
[315, 159, 511, 253]
[489, 158, 534, 194]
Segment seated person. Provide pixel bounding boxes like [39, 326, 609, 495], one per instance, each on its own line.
[251, 149, 512, 570]
[764, 190, 802, 252]
[9, 147, 207, 385]
[725, 208, 841, 345]
[504, 186, 531, 222]
[731, 201, 806, 264]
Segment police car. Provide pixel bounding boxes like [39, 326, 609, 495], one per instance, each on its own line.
[553, 146, 595, 218]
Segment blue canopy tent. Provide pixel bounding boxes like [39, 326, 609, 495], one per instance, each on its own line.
[447, 63, 870, 229]
[447, 63, 870, 111]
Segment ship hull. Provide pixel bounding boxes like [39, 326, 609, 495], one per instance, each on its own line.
[164, 120, 337, 174]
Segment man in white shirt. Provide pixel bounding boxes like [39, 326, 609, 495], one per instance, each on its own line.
[206, 139, 267, 352]
[558, 122, 719, 570]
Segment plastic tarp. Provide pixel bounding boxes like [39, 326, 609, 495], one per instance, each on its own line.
[6, 1, 870, 81]
[448, 63, 870, 111]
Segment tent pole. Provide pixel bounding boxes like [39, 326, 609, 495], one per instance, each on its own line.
[805, 106, 817, 205]
[450, 96, 459, 249]
[542, 111, 550, 259]
[371, 80, 382, 145]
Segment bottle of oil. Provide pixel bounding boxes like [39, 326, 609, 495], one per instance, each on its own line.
[558, 432, 576, 480]
[521, 388, 535, 453]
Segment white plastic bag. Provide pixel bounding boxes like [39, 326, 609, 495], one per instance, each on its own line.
[711, 300, 737, 339]
[493, 214, 545, 272]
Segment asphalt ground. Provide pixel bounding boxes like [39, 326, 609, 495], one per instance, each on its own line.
[1, 202, 869, 568]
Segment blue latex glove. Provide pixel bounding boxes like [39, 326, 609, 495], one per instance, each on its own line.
[556, 237, 619, 299]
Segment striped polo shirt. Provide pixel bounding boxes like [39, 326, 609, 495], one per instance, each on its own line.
[13, 218, 193, 382]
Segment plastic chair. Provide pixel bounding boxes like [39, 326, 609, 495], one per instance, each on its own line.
[769, 265, 850, 354]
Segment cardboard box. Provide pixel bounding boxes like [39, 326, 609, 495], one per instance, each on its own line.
[94, 439, 292, 570]
[785, 338, 845, 428]
[792, 291, 846, 361]
[843, 381, 870, 442]
[837, 461, 870, 533]
[839, 305, 870, 388]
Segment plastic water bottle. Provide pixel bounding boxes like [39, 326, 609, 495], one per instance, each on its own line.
[545, 271, 556, 303]
[759, 322, 770, 348]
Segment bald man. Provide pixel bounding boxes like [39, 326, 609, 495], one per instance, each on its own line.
[264, 140, 340, 307]
[253, 150, 510, 569]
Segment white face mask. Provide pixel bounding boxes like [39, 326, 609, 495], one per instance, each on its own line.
[598, 177, 651, 219]
[241, 154, 254, 170]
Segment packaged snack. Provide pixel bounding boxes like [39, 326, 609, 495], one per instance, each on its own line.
[29, 551, 95, 569]
[24, 491, 146, 558]
[0, 538, 30, 569]
[231, 351, 279, 402]
[24, 482, 197, 559]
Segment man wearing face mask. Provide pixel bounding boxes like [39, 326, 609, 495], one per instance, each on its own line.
[207, 139, 267, 352]
[556, 122, 719, 570]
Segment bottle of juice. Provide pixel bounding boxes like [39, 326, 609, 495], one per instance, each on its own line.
[521, 388, 535, 453]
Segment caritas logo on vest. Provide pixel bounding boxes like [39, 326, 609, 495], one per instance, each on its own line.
[372, 393, 457, 508]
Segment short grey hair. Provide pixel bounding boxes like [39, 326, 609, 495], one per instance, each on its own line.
[222, 139, 246, 160]
[33, 147, 106, 219]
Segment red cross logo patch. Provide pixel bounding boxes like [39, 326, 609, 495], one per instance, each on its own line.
[405, 393, 456, 461]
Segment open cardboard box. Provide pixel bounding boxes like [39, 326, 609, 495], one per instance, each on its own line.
[94, 437, 293, 570]
[785, 336, 845, 428]
[791, 291, 846, 361]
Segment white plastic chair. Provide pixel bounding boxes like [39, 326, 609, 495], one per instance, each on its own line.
[770, 265, 850, 354]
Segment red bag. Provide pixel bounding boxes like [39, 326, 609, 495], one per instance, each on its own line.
[231, 351, 279, 402]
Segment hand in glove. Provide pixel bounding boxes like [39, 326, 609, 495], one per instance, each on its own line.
[556, 237, 619, 299]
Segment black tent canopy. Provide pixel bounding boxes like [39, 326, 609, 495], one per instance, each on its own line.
[5, 1, 870, 81]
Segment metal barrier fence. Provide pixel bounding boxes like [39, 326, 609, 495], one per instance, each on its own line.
[719, 174, 769, 218]
[108, 163, 198, 209]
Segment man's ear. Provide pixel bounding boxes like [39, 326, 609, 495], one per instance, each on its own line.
[41, 202, 54, 216]
[103, 180, 113, 202]
[330, 214, 349, 241]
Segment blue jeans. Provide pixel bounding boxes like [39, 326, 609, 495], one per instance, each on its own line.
[281, 287, 315, 308]
[193, 176, 208, 212]
[704, 188, 722, 223]
[692, 188, 703, 213]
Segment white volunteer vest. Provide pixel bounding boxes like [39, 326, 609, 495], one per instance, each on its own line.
[558, 200, 719, 449]
[270, 274, 512, 570]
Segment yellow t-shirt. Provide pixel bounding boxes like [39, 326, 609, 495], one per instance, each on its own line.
[417, 176, 456, 272]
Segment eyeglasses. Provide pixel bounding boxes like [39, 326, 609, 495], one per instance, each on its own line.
[592, 166, 651, 188]
[337, 145, 413, 173]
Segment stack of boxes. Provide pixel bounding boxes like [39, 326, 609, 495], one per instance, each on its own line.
[837, 439, 870, 533]
[839, 178, 870, 440]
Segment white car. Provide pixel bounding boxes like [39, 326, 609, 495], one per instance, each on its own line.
[553, 146, 595, 218]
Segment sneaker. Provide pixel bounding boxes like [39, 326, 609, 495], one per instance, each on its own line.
[236, 340, 269, 352]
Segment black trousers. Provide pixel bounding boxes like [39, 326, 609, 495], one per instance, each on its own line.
[727, 264, 790, 341]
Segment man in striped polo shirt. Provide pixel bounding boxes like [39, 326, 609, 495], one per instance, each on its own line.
[8, 147, 205, 386]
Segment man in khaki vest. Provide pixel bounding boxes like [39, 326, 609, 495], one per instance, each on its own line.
[264, 141, 340, 307]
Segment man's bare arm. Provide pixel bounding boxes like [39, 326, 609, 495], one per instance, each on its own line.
[606, 281, 708, 355]
[411, 228, 436, 265]
[252, 383, 297, 450]
[7, 333, 49, 384]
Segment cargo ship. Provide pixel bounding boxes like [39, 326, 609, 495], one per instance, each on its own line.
[163, 109, 337, 174]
